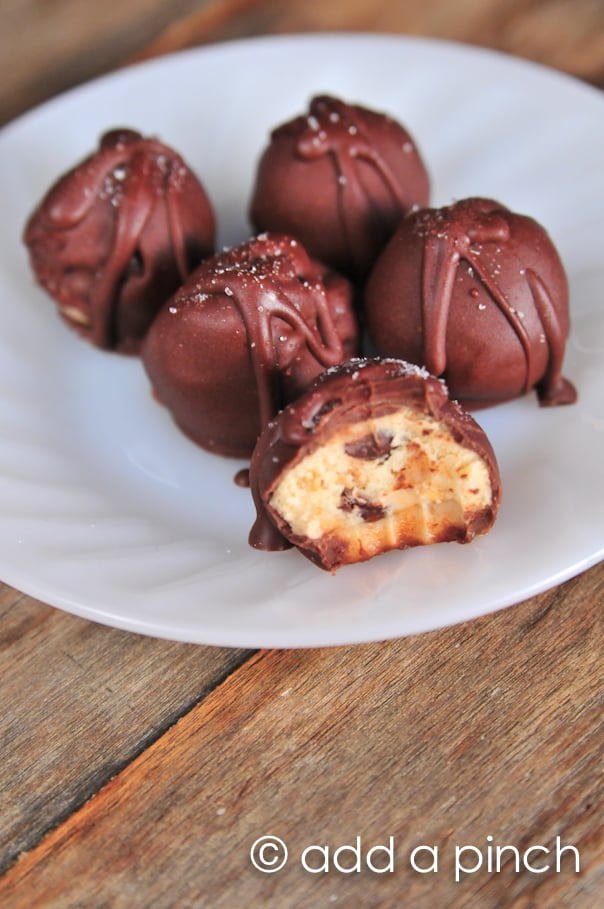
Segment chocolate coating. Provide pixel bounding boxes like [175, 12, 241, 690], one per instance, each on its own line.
[249, 358, 501, 571]
[141, 233, 360, 458]
[23, 128, 216, 353]
[249, 95, 430, 281]
[365, 197, 577, 408]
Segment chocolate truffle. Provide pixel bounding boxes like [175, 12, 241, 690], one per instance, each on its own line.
[141, 233, 359, 458]
[249, 95, 430, 282]
[23, 128, 216, 353]
[365, 197, 577, 408]
[248, 358, 501, 572]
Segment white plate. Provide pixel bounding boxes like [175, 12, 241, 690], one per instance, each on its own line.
[0, 34, 602, 648]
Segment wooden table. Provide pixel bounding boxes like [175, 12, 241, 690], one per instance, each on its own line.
[1, 2, 602, 906]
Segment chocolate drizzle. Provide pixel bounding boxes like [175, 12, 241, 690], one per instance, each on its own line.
[250, 94, 430, 280]
[414, 198, 576, 405]
[204, 235, 348, 430]
[141, 232, 359, 459]
[295, 96, 410, 268]
[525, 269, 577, 405]
[23, 129, 215, 351]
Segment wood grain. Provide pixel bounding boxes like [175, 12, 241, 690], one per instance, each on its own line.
[0, 585, 252, 875]
[0, 563, 601, 907]
[1, 0, 603, 126]
[0, 0, 210, 126]
[135, 0, 604, 88]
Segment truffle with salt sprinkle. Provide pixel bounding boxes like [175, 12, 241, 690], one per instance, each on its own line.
[23, 128, 215, 353]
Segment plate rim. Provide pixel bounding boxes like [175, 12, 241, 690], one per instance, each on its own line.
[1, 32, 603, 648]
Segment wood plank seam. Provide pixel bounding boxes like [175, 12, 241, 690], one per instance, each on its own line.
[0, 644, 257, 877]
[0, 571, 602, 907]
[0, 648, 269, 889]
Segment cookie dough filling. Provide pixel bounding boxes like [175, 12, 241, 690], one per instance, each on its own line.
[269, 408, 493, 564]
[248, 358, 501, 571]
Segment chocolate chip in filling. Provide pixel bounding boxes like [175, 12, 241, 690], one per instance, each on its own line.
[268, 407, 493, 567]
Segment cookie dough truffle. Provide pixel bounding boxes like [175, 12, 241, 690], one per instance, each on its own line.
[23, 128, 216, 353]
[249, 95, 430, 282]
[248, 358, 501, 571]
[141, 233, 359, 458]
[365, 197, 577, 408]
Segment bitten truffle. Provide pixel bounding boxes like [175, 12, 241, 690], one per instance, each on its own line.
[248, 358, 501, 572]
[141, 233, 360, 458]
[23, 128, 216, 353]
[364, 197, 577, 408]
[249, 95, 430, 282]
